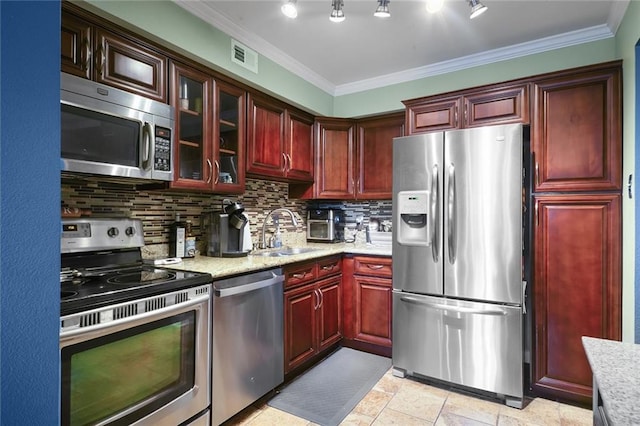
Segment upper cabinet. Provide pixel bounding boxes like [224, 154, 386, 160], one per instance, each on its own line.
[61, 4, 167, 102]
[532, 64, 622, 192]
[246, 93, 314, 182]
[404, 83, 529, 134]
[312, 118, 357, 199]
[169, 61, 245, 193]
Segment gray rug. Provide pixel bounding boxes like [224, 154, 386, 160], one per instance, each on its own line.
[268, 348, 391, 426]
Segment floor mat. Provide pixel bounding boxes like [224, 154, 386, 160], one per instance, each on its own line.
[268, 348, 391, 426]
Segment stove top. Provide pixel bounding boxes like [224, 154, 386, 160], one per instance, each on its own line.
[60, 218, 212, 316]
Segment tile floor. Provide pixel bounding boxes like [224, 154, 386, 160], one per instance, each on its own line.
[225, 368, 593, 426]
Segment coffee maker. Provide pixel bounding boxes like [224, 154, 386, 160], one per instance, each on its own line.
[202, 200, 252, 257]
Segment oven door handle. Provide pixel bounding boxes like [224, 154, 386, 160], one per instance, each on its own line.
[60, 291, 210, 340]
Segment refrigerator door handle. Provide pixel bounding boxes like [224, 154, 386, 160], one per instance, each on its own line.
[399, 296, 508, 316]
[447, 163, 457, 264]
[430, 164, 439, 262]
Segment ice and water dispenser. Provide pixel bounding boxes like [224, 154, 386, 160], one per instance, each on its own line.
[396, 190, 430, 246]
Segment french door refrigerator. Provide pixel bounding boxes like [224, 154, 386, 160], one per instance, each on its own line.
[392, 123, 529, 408]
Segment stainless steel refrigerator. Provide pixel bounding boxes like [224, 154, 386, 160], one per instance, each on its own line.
[392, 123, 528, 408]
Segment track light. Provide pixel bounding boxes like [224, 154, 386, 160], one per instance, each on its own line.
[330, 0, 345, 22]
[374, 0, 390, 18]
[468, 0, 487, 19]
[281, 0, 298, 19]
[425, 0, 444, 14]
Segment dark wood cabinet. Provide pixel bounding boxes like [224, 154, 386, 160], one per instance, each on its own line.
[306, 114, 402, 200]
[404, 83, 529, 135]
[61, 5, 167, 102]
[532, 66, 622, 192]
[247, 93, 314, 182]
[169, 62, 245, 193]
[342, 256, 392, 357]
[532, 194, 621, 405]
[284, 257, 342, 374]
[356, 113, 405, 199]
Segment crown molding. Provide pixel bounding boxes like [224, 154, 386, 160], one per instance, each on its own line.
[174, 1, 619, 97]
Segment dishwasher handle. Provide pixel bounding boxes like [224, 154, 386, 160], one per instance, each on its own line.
[214, 270, 284, 297]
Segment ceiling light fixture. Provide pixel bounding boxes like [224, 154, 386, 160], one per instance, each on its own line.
[330, 0, 345, 23]
[425, 0, 444, 14]
[281, 0, 298, 19]
[374, 0, 390, 18]
[468, 0, 487, 19]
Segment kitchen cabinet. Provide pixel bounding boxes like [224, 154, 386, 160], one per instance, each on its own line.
[532, 64, 622, 192]
[284, 256, 342, 374]
[342, 255, 392, 357]
[169, 61, 245, 193]
[532, 194, 621, 405]
[298, 114, 402, 200]
[247, 94, 314, 182]
[61, 4, 167, 102]
[403, 83, 529, 134]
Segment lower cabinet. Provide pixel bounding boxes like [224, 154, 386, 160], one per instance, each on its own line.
[284, 257, 342, 374]
[342, 255, 392, 357]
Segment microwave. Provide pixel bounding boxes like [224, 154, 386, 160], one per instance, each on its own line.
[60, 73, 174, 181]
[307, 209, 345, 242]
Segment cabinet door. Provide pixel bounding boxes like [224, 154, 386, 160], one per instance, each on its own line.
[463, 84, 529, 128]
[317, 277, 342, 352]
[314, 118, 356, 199]
[95, 29, 167, 102]
[532, 194, 621, 405]
[404, 96, 461, 134]
[61, 12, 91, 79]
[170, 62, 214, 191]
[214, 81, 245, 193]
[354, 275, 392, 348]
[533, 67, 621, 192]
[247, 93, 286, 178]
[285, 109, 314, 182]
[356, 113, 404, 199]
[284, 283, 317, 373]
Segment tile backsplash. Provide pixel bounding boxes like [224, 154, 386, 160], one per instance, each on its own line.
[61, 174, 391, 255]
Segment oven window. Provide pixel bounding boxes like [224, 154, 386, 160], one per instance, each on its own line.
[61, 104, 140, 167]
[61, 312, 196, 426]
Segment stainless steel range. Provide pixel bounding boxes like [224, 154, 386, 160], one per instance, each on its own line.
[59, 218, 212, 426]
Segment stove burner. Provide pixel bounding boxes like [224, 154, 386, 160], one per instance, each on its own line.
[61, 290, 77, 300]
[108, 269, 176, 285]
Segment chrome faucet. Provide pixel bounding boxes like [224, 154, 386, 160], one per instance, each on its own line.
[260, 208, 299, 249]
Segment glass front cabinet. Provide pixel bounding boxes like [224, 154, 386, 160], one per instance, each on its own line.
[170, 61, 245, 193]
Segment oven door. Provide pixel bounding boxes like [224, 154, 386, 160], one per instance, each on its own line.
[60, 284, 211, 426]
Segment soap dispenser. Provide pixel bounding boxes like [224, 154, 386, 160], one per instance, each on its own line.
[272, 225, 283, 248]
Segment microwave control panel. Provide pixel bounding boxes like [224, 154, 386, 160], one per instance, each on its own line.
[154, 126, 172, 172]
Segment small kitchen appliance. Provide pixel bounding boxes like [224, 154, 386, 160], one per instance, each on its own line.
[60, 217, 212, 426]
[392, 123, 531, 408]
[202, 200, 251, 257]
[306, 208, 345, 242]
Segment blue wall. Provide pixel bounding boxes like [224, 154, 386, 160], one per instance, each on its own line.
[0, 1, 61, 423]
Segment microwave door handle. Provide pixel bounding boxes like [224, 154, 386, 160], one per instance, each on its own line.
[142, 122, 152, 169]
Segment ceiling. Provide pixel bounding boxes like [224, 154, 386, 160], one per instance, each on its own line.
[174, 0, 629, 95]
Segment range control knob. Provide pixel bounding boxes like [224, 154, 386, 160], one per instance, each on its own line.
[125, 226, 136, 237]
[107, 227, 119, 238]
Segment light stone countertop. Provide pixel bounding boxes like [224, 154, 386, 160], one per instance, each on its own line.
[161, 242, 392, 278]
[582, 336, 640, 425]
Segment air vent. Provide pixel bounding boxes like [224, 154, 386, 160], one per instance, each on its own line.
[231, 39, 258, 74]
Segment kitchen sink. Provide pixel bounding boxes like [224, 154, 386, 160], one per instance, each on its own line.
[252, 247, 322, 257]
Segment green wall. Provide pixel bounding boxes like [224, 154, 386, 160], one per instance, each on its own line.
[615, 0, 640, 343]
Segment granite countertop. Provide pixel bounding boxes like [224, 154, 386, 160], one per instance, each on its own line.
[582, 336, 640, 425]
[162, 242, 392, 278]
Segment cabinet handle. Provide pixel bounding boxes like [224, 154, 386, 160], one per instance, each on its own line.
[454, 106, 458, 127]
[366, 264, 385, 270]
[314, 289, 321, 310]
[83, 37, 91, 72]
[95, 44, 104, 77]
[318, 289, 323, 309]
[464, 106, 468, 126]
[287, 154, 292, 173]
[292, 272, 307, 279]
[213, 160, 220, 184]
[282, 152, 288, 173]
[535, 200, 539, 227]
[321, 264, 335, 271]
[535, 162, 540, 187]
[206, 159, 213, 184]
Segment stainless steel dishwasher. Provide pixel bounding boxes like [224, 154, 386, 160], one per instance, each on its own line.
[212, 268, 284, 426]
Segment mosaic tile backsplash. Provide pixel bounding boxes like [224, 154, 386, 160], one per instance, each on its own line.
[61, 174, 391, 254]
